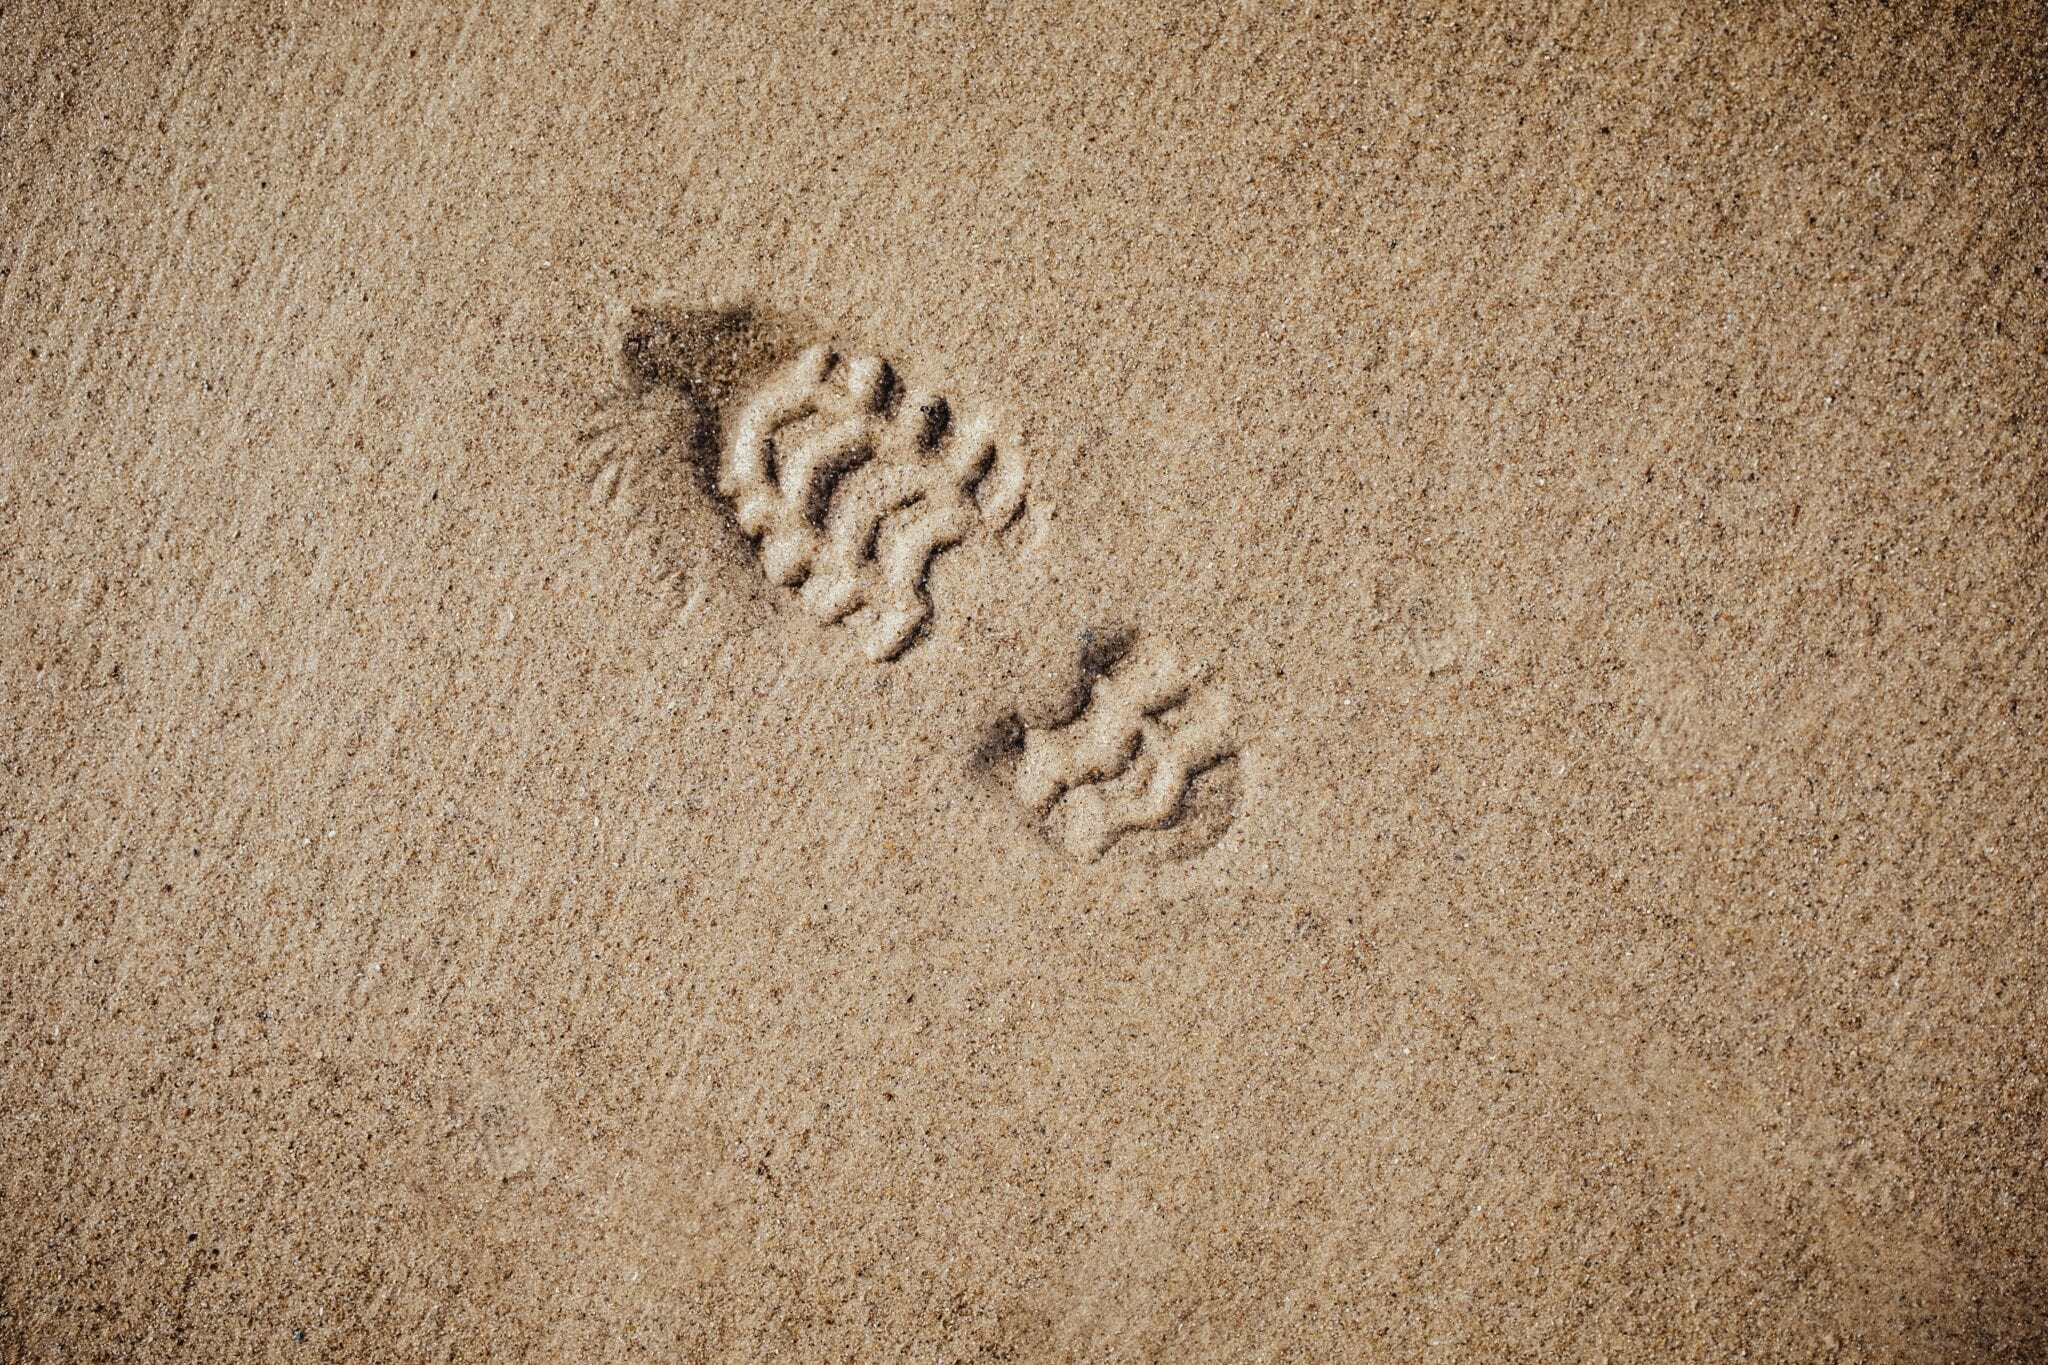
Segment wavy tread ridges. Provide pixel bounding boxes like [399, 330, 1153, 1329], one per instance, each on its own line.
[723, 344, 1024, 661]
[1016, 645, 1238, 859]
[578, 304, 1249, 866]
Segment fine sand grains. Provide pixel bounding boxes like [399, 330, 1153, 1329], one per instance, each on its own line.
[1, 2, 2044, 1360]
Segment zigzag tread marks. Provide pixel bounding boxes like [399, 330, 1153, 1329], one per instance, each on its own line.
[1059, 691, 1237, 859]
[586, 306, 1247, 864]
[1015, 644, 1240, 860]
[721, 343, 1027, 661]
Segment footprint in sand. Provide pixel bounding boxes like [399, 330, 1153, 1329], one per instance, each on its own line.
[576, 303, 1243, 863]
[721, 340, 1027, 661]
[976, 628, 1242, 862]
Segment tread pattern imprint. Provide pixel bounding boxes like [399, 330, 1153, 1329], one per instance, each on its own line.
[725, 344, 1024, 662]
[574, 306, 1246, 864]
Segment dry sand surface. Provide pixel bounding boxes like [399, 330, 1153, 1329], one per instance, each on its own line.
[3, 1, 2045, 1359]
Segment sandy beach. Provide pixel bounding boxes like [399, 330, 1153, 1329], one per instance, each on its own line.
[2, 2, 2044, 1358]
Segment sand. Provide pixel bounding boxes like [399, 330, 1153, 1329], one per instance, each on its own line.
[2, 1, 2044, 1359]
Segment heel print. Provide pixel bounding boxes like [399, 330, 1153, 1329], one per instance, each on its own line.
[1001, 638, 1241, 861]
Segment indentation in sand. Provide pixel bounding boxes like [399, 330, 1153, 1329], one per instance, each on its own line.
[578, 303, 1245, 863]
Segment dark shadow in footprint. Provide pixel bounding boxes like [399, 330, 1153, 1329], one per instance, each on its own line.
[1022, 622, 1139, 729]
[615, 303, 803, 496]
[971, 621, 1139, 778]
[971, 623, 1241, 866]
[575, 303, 807, 606]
